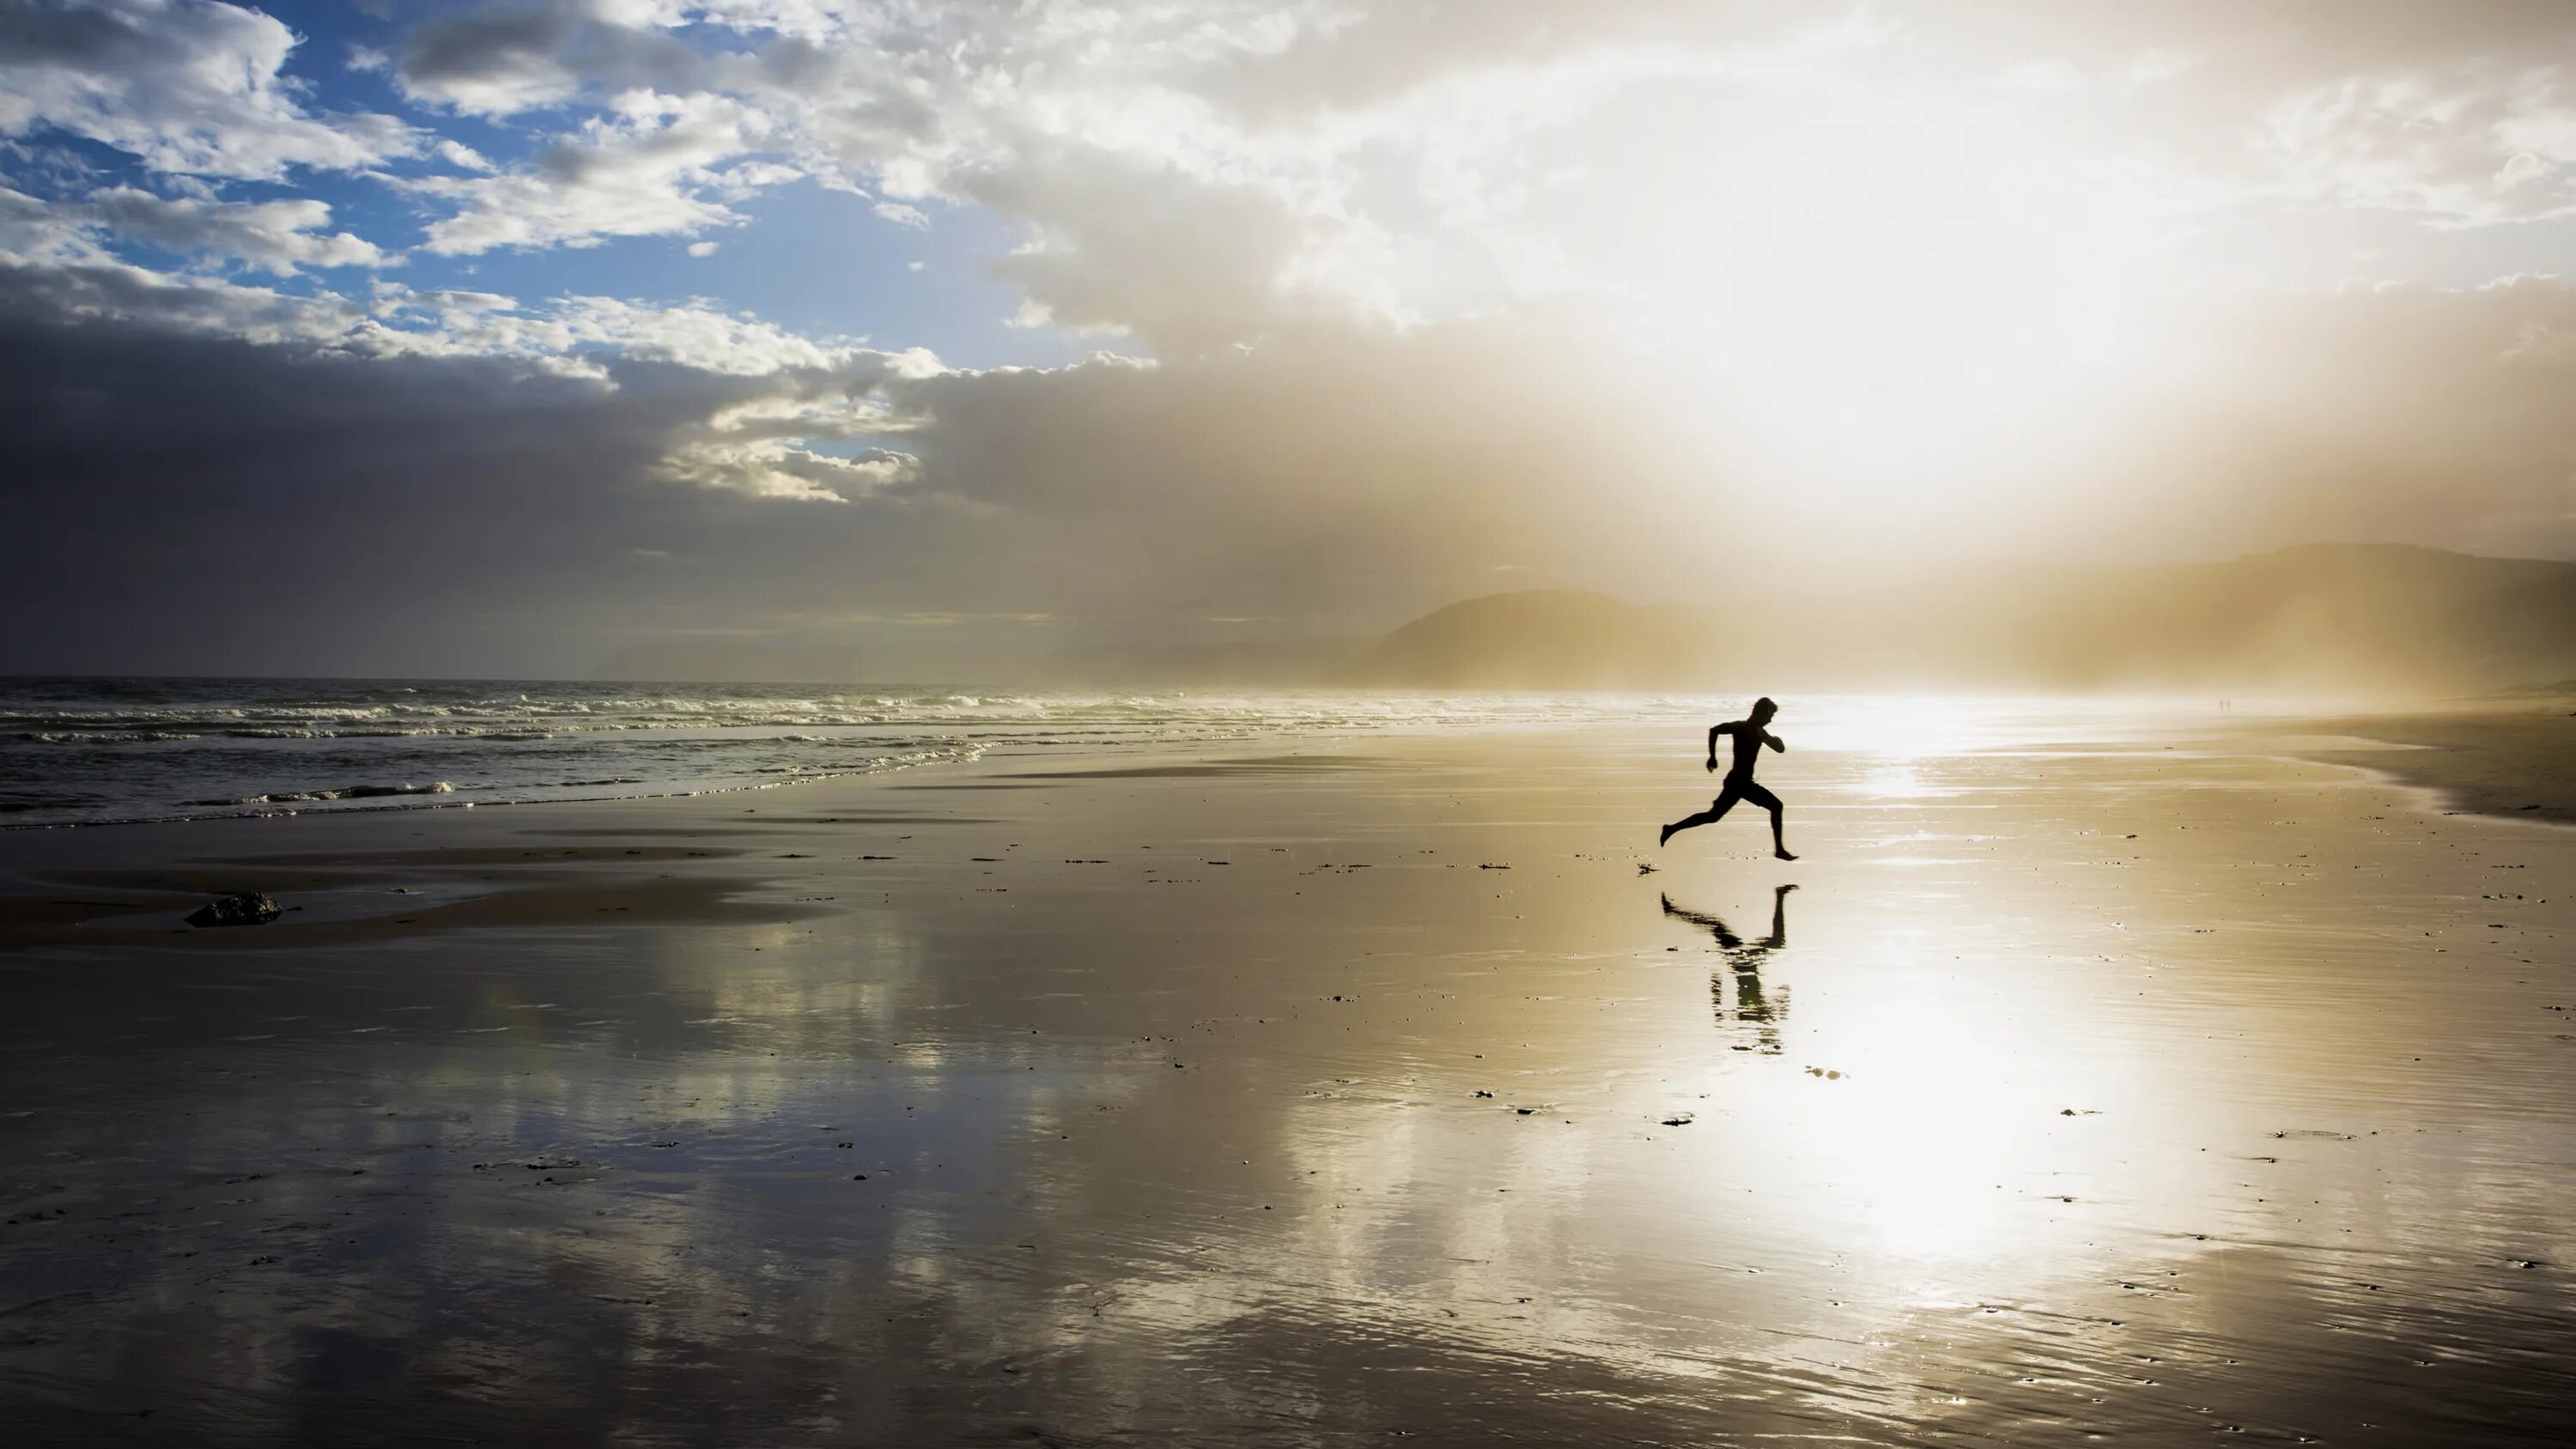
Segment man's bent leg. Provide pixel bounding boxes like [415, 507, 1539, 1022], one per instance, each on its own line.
[1741, 780, 1794, 860]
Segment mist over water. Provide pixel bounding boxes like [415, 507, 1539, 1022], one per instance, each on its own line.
[0, 680, 2234, 829]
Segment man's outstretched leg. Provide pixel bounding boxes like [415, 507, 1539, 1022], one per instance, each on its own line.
[1662, 791, 1737, 846]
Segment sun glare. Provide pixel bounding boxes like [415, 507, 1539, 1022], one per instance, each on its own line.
[1656, 91, 2154, 491]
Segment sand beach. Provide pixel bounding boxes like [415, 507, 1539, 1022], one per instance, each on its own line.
[1, 706, 2571, 1445]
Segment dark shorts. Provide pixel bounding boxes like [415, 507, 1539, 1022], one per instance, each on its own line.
[1716, 774, 1780, 813]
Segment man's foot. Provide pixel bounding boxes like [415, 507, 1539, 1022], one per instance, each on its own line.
[1659, 822, 1675, 846]
[1774, 848, 1798, 861]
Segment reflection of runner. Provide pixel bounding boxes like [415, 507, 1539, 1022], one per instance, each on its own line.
[1661, 696, 1795, 859]
[1661, 885, 1795, 1054]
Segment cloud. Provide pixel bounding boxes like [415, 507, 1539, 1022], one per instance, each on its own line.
[968, 151, 1318, 350]
[0, 248, 375, 344]
[18, 212, 2576, 669]
[413, 91, 785, 253]
[2257, 70, 2576, 225]
[75, 185, 392, 272]
[2041, 276, 2576, 557]
[395, 0, 712, 117]
[0, 0, 418, 179]
[0, 238, 1699, 668]
[656, 437, 917, 501]
[433, 138, 495, 172]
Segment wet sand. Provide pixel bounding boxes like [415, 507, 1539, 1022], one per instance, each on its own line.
[3, 715, 2573, 1445]
[2277, 701, 2576, 825]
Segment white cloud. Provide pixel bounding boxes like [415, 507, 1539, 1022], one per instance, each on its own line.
[687, 239, 720, 256]
[0, 183, 392, 276]
[0, 0, 418, 179]
[434, 138, 496, 173]
[0, 184, 106, 264]
[654, 438, 915, 501]
[79, 186, 393, 273]
[412, 91, 787, 254]
[2260, 70, 2576, 225]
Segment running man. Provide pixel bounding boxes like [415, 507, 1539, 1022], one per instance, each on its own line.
[1661, 696, 1796, 859]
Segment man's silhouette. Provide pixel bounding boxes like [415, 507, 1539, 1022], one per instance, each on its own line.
[1661, 695, 1795, 859]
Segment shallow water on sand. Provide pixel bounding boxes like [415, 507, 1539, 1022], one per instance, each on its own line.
[0, 715, 2570, 1444]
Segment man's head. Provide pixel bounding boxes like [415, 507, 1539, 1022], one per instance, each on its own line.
[1750, 696, 1778, 725]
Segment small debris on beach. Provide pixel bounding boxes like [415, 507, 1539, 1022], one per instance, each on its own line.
[185, 892, 281, 928]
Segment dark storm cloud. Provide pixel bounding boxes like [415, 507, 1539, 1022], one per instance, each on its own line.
[396, 0, 711, 115]
[0, 252, 1716, 673]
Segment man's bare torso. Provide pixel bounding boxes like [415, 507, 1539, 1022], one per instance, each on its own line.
[1717, 720, 1771, 780]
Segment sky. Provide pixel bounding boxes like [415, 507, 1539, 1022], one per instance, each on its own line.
[4, 0, 2576, 676]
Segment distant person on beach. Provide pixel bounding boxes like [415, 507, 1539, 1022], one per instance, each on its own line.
[1662, 696, 1796, 860]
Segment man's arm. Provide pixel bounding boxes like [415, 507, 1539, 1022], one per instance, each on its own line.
[1764, 731, 1785, 753]
[1706, 722, 1731, 770]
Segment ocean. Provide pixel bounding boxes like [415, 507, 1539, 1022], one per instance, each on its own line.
[0, 677, 2208, 830]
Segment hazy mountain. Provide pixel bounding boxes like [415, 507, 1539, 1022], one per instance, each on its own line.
[1352, 546, 2576, 694]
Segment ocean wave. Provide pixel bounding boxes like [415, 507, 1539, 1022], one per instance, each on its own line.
[18, 730, 205, 743]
